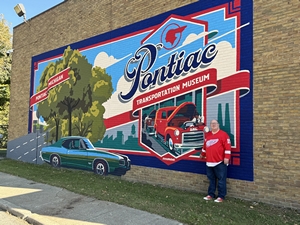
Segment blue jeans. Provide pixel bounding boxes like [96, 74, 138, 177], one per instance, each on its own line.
[206, 162, 227, 199]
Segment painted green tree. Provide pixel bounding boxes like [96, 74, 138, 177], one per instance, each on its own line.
[37, 46, 113, 142]
[56, 47, 94, 136]
[72, 66, 113, 142]
[36, 60, 71, 140]
[36, 62, 60, 141]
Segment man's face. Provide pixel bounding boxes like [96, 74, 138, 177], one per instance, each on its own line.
[210, 120, 219, 131]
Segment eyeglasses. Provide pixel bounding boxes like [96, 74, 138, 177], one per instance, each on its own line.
[210, 122, 219, 125]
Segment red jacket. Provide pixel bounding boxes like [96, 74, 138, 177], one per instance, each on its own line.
[201, 129, 231, 167]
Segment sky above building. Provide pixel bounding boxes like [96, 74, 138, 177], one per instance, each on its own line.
[0, 0, 64, 33]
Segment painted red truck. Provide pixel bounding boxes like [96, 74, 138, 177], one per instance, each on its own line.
[154, 102, 207, 154]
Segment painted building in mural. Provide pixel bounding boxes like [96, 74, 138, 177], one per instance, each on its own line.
[8, 0, 300, 209]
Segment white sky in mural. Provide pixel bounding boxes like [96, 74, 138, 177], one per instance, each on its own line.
[94, 52, 132, 69]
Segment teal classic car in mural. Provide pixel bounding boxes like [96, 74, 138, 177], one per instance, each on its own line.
[40, 136, 131, 176]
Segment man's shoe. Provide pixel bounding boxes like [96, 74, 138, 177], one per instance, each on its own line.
[214, 197, 223, 203]
[203, 195, 213, 200]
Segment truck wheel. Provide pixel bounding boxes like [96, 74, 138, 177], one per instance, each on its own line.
[168, 137, 174, 151]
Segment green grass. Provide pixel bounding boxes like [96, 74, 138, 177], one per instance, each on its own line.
[0, 158, 299, 225]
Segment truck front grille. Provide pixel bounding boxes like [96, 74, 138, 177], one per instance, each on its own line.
[182, 131, 204, 144]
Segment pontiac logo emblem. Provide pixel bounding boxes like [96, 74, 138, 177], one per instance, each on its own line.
[161, 24, 187, 50]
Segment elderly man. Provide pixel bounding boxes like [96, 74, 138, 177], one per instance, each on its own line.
[200, 119, 231, 203]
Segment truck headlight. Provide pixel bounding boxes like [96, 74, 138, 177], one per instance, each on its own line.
[174, 129, 180, 136]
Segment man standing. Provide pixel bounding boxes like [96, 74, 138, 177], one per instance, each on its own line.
[200, 119, 231, 203]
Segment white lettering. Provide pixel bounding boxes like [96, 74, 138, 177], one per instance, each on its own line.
[162, 157, 175, 161]
[182, 74, 210, 89]
[136, 85, 180, 105]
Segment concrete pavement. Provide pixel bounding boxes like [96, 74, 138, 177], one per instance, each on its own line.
[0, 210, 30, 225]
[0, 172, 183, 225]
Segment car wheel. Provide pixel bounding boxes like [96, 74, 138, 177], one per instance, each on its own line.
[50, 155, 60, 168]
[94, 160, 107, 176]
[168, 137, 174, 151]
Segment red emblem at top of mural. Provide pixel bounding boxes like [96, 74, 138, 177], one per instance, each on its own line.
[161, 24, 187, 50]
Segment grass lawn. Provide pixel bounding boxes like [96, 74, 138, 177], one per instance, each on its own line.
[0, 158, 299, 225]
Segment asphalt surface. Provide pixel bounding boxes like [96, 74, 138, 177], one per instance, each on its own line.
[0, 171, 183, 225]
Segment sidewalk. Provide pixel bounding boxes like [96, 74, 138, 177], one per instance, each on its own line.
[0, 172, 183, 225]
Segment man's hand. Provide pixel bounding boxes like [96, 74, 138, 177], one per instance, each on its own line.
[200, 155, 205, 159]
[224, 158, 230, 165]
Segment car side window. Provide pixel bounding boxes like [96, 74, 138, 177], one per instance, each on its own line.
[62, 139, 80, 150]
[79, 140, 87, 149]
[70, 139, 80, 149]
[82, 139, 94, 149]
[62, 139, 72, 149]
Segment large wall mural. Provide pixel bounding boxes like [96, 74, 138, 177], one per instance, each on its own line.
[8, 0, 253, 181]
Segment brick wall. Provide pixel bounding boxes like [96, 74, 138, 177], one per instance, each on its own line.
[9, 0, 300, 209]
[251, 0, 300, 208]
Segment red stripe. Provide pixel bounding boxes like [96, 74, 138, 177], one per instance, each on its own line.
[234, 0, 241, 8]
[104, 111, 138, 129]
[207, 71, 250, 97]
[30, 68, 70, 108]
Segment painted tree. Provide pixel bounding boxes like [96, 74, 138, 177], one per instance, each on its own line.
[37, 46, 113, 142]
[0, 15, 12, 147]
[72, 66, 113, 142]
[37, 46, 92, 137]
[36, 61, 66, 141]
[56, 47, 93, 136]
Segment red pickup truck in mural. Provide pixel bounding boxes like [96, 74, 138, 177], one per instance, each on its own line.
[154, 102, 207, 154]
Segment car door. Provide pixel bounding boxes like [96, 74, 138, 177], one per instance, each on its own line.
[65, 138, 89, 169]
[156, 110, 168, 137]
